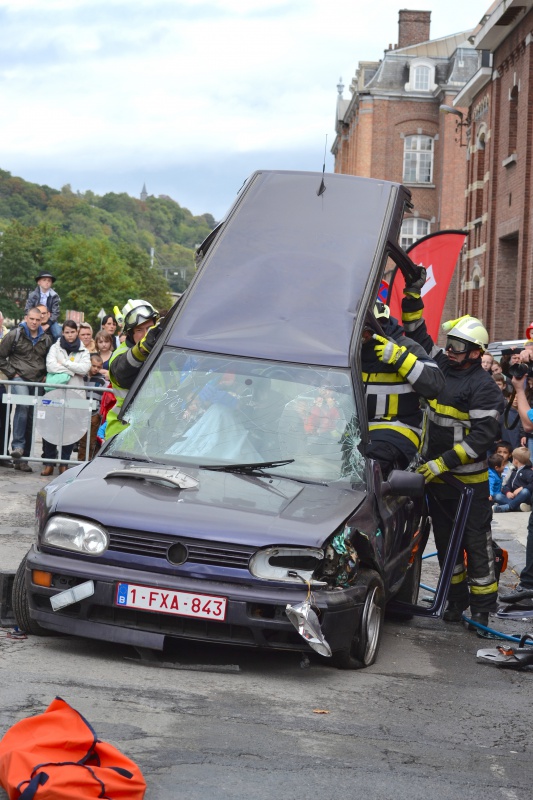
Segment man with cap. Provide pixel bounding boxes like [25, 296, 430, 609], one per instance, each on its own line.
[104, 299, 161, 440]
[25, 272, 61, 341]
[402, 273, 505, 632]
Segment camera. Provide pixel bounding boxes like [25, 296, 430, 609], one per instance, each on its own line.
[508, 361, 533, 379]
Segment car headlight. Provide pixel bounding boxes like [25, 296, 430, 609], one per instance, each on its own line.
[249, 546, 325, 585]
[42, 515, 109, 555]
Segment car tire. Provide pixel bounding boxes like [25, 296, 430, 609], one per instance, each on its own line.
[12, 554, 52, 636]
[332, 569, 385, 670]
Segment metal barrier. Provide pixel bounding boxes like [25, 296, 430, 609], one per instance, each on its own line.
[0, 380, 116, 466]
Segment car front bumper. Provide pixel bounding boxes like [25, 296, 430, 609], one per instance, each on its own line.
[25, 546, 368, 654]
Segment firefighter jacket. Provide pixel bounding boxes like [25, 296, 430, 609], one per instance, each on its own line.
[105, 335, 148, 439]
[402, 293, 504, 483]
[361, 316, 445, 455]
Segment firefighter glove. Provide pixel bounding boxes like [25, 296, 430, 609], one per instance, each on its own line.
[417, 457, 449, 483]
[372, 334, 406, 365]
[403, 266, 427, 296]
[138, 323, 162, 357]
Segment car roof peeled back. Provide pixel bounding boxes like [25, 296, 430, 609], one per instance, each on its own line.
[167, 170, 410, 368]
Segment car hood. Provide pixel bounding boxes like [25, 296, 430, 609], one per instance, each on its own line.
[49, 457, 365, 549]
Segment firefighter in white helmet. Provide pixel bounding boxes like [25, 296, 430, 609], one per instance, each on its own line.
[105, 299, 160, 440]
[402, 274, 504, 631]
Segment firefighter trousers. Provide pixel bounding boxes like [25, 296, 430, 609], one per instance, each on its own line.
[426, 479, 498, 613]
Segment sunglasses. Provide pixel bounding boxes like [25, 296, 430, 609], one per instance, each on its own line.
[445, 337, 470, 354]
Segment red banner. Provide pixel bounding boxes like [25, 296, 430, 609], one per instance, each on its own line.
[388, 231, 467, 341]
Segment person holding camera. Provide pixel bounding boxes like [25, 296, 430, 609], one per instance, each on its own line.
[499, 374, 533, 604]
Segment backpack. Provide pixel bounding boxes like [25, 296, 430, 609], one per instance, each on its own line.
[0, 697, 146, 799]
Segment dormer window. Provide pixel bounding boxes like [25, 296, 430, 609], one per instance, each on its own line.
[405, 59, 436, 93]
[413, 65, 430, 91]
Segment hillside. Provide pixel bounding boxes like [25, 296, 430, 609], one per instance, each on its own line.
[0, 170, 217, 326]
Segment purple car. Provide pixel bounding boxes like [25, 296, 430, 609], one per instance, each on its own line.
[14, 171, 428, 669]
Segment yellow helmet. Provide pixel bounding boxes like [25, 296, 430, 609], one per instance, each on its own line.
[444, 316, 488, 352]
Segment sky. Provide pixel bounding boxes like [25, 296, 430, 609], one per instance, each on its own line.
[0, 0, 493, 220]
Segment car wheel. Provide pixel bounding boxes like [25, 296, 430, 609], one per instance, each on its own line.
[332, 569, 385, 670]
[12, 554, 52, 636]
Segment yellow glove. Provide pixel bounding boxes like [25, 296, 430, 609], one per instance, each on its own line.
[372, 334, 406, 365]
[417, 457, 449, 483]
[441, 315, 470, 333]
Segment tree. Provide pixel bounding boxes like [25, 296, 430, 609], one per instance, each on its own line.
[0, 221, 57, 320]
[116, 242, 172, 312]
[44, 236, 139, 329]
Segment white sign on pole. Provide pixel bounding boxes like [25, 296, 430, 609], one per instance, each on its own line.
[96, 308, 106, 320]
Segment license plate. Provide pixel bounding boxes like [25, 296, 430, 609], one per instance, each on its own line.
[115, 582, 227, 621]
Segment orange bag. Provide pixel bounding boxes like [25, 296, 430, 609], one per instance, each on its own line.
[0, 697, 146, 799]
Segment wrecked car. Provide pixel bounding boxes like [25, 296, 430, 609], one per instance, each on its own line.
[13, 170, 427, 669]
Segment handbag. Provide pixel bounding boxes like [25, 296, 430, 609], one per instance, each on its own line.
[44, 371, 71, 392]
[0, 697, 146, 799]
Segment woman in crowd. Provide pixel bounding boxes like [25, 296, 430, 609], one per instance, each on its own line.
[101, 315, 120, 349]
[41, 320, 91, 476]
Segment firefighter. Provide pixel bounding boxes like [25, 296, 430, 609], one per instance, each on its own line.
[361, 302, 445, 475]
[105, 299, 160, 439]
[402, 275, 504, 630]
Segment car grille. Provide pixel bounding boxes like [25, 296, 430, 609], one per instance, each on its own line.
[108, 528, 254, 569]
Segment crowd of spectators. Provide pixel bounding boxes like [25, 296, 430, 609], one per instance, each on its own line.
[0, 271, 125, 475]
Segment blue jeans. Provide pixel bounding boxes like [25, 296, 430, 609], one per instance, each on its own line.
[10, 378, 32, 452]
[493, 488, 531, 511]
[49, 321, 62, 342]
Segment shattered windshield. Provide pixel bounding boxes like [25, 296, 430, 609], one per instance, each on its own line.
[105, 348, 366, 484]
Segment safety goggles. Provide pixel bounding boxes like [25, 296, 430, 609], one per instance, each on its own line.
[445, 336, 470, 354]
[124, 306, 158, 329]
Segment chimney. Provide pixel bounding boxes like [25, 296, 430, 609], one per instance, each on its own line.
[398, 9, 431, 48]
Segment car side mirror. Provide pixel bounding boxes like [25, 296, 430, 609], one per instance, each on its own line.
[382, 469, 425, 498]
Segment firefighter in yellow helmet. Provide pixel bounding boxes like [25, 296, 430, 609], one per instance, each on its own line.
[105, 299, 160, 440]
[402, 274, 504, 631]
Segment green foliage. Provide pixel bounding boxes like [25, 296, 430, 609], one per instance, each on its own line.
[0, 168, 216, 322]
[0, 221, 58, 320]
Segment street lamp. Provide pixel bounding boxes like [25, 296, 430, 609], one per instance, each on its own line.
[439, 104, 469, 147]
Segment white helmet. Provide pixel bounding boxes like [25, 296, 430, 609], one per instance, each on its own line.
[445, 316, 489, 352]
[115, 299, 159, 332]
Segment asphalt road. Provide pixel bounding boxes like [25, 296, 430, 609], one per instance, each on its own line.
[0, 469, 532, 800]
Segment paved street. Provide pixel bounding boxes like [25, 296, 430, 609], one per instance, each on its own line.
[1, 467, 532, 800]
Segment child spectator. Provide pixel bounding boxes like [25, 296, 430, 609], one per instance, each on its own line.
[488, 453, 504, 501]
[25, 272, 62, 341]
[495, 441, 513, 483]
[77, 353, 107, 460]
[493, 446, 533, 512]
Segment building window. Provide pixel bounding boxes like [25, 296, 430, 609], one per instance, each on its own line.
[508, 85, 518, 155]
[403, 135, 434, 183]
[400, 218, 430, 249]
[413, 65, 430, 91]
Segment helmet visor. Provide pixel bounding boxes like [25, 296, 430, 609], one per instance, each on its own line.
[124, 305, 157, 329]
[445, 336, 470, 354]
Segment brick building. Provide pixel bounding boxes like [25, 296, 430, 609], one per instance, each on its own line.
[333, 9, 479, 323]
[454, 0, 533, 340]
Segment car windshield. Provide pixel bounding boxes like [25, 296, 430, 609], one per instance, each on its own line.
[105, 348, 366, 484]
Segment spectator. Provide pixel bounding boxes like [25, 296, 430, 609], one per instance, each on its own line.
[0, 307, 52, 472]
[41, 320, 91, 476]
[25, 271, 61, 341]
[78, 353, 107, 461]
[0, 311, 7, 340]
[494, 441, 514, 483]
[94, 330, 114, 379]
[488, 453, 504, 501]
[79, 323, 96, 353]
[500, 348, 523, 378]
[499, 376, 533, 603]
[492, 446, 533, 512]
[101, 315, 120, 349]
[481, 353, 494, 372]
[36, 303, 52, 340]
[0, 310, 10, 467]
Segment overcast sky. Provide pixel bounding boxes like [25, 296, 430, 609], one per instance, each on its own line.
[0, 0, 492, 220]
